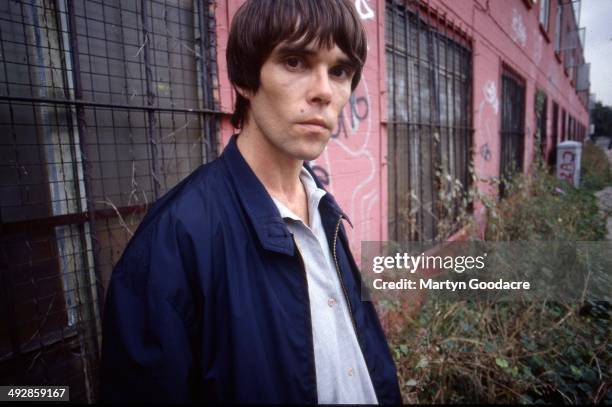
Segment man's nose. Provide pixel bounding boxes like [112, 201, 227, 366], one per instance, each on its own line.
[307, 67, 333, 105]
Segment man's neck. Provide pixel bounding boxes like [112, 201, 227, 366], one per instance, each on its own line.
[235, 127, 305, 206]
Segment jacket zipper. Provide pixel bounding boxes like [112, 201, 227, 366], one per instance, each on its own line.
[332, 215, 382, 403]
[331, 216, 368, 369]
[292, 235, 318, 404]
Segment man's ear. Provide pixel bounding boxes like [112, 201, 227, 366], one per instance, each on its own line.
[234, 85, 252, 101]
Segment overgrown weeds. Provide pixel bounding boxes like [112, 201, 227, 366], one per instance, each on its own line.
[484, 158, 607, 241]
[581, 141, 612, 191]
[385, 156, 611, 404]
[388, 298, 610, 404]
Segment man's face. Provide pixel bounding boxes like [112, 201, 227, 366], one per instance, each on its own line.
[241, 41, 355, 161]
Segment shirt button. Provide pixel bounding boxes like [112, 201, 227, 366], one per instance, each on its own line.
[348, 367, 354, 376]
[327, 298, 336, 307]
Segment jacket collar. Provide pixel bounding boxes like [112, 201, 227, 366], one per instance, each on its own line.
[302, 162, 353, 228]
[220, 135, 351, 255]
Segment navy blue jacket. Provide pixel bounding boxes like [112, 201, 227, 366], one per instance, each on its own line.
[100, 135, 402, 404]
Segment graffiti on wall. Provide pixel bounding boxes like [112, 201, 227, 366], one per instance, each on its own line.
[332, 94, 369, 139]
[475, 80, 499, 175]
[533, 29, 543, 64]
[480, 143, 492, 161]
[511, 8, 527, 48]
[311, 165, 330, 186]
[482, 80, 499, 115]
[558, 150, 576, 184]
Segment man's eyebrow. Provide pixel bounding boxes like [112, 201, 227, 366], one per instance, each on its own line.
[275, 45, 317, 57]
[274, 44, 356, 67]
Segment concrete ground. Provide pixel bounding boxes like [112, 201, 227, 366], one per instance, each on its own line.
[594, 135, 611, 150]
[595, 187, 612, 240]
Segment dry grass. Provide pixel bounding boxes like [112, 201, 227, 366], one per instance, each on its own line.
[382, 159, 611, 404]
[385, 297, 610, 404]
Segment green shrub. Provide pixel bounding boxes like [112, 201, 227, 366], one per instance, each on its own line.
[386, 160, 610, 404]
[390, 299, 611, 404]
[485, 163, 607, 241]
[581, 143, 612, 191]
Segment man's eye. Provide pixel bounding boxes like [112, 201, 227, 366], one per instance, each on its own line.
[285, 57, 303, 69]
[331, 66, 353, 79]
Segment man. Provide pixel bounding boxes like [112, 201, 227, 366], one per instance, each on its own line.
[101, 0, 402, 404]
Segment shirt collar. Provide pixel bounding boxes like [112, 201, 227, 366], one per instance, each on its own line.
[271, 167, 327, 226]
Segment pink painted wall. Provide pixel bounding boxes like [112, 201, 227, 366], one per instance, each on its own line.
[213, 0, 589, 247]
[425, 0, 589, 231]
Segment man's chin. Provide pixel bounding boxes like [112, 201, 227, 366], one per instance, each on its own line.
[273, 134, 330, 162]
[292, 144, 328, 162]
[299, 153, 323, 162]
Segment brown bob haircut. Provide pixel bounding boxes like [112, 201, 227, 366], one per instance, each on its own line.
[226, 0, 368, 129]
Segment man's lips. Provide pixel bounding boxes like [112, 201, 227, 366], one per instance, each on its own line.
[297, 119, 330, 131]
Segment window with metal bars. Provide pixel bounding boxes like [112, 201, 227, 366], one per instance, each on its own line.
[385, 0, 472, 242]
[535, 89, 548, 160]
[499, 66, 526, 197]
[561, 108, 567, 141]
[0, 0, 219, 402]
[549, 101, 559, 167]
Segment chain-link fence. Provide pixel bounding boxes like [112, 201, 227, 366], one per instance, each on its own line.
[0, 0, 220, 401]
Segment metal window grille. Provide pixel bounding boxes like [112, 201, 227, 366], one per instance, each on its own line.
[573, 117, 578, 140]
[0, 0, 220, 402]
[499, 66, 525, 197]
[561, 108, 566, 141]
[385, 0, 473, 242]
[549, 101, 559, 167]
[535, 90, 547, 160]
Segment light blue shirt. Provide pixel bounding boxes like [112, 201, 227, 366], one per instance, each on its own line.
[270, 167, 378, 405]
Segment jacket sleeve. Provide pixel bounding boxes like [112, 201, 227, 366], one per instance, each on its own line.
[100, 211, 201, 403]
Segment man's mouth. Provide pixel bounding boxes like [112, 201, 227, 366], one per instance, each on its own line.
[297, 118, 330, 131]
